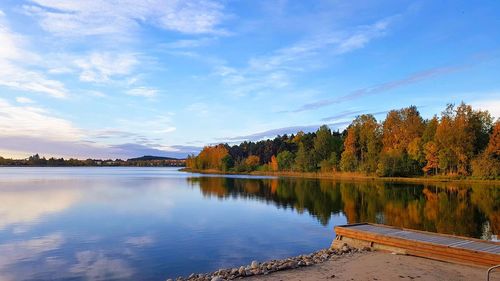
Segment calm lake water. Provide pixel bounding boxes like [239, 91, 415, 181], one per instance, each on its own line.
[0, 167, 498, 281]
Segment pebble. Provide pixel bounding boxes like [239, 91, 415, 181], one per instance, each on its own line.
[238, 266, 245, 275]
[174, 244, 363, 281]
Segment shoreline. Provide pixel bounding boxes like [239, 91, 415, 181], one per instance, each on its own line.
[168, 243, 488, 281]
[181, 168, 500, 185]
[167, 245, 362, 281]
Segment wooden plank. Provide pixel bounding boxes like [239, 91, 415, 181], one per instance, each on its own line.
[334, 223, 500, 267]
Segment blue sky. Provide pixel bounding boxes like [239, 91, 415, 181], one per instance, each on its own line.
[0, 0, 499, 159]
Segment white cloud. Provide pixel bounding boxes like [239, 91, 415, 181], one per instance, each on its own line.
[15, 97, 35, 104]
[162, 37, 214, 49]
[126, 87, 158, 98]
[248, 18, 391, 73]
[0, 18, 68, 98]
[0, 99, 188, 159]
[74, 52, 138, 83]
[0, 63, 68, 98]
[471, 98, 500, 118]
[214, 17, 393, 97]
[24, 0, 226, 36]
[0, 24, 31, 61]
[0, 98, 82, 141]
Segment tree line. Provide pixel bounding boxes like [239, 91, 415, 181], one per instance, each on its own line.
[0, 154, 186, 167]
[186, 103, 499, 179]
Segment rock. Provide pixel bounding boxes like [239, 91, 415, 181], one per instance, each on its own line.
[237, 266, 244, 274]
[341, 245, 350, 253]
[230, 268, 238, 275]
[188, 273, 195, 279]
[210, 277, 222, 281]
[166, 279, 173, 281]
[251, 260, 259, 269]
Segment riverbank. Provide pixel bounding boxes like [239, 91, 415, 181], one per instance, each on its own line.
[170, 245, 488, 281]
[181, 168, 500, 185]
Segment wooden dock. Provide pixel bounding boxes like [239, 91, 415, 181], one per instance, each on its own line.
[333, 223, 500, 267]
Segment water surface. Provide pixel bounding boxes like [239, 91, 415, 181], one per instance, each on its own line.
[0, 167, 498, 281]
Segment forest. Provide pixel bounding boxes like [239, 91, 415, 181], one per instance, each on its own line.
[186, 103, 500, 179]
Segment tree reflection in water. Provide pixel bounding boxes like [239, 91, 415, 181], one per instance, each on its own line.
[188, 177, 499, 240]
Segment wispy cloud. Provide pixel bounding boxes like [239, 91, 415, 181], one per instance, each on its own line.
[320, 110, 365, 122]
[126, 87, 158, 98]
[321, 109, 389, 122]
[221, 121, 350, 142]
[23, 0, 227, 36]
[292, 63, 471, 112]
[0, 98, 82, 141]
[248, 18, 392, 73]
[0, 19, 68, 98]
[15, 97, 35, 104]
[213, 17, 394, 97]
[74, 52, 138, 83]
[0, 98, 192, 158]
[471, 97, 500, 118]
[0, 135, 196, 159]
[161, 37, 215, 49]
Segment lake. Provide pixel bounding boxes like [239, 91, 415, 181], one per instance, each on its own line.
[0, 167, 498, 281]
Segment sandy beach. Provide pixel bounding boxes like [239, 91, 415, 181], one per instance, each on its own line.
[246, 251, 496, 281]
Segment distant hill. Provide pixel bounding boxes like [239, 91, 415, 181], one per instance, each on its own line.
[127, 155, 183, 161]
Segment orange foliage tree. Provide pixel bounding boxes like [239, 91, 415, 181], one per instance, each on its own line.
[269, 155, 279, 172]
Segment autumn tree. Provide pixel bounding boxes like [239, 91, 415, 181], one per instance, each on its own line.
[269, 155, 279, 172]
[472, 120, 500, 179]
[195, 144, 229, 170]
[340, 114, 381, 173]
[378, 106, 424, 176]
[340, 127, 358, 172]
[244, 155, 261, 171]
[435, 103, 493, 175]
[423, 141, 439, 175]
[382, 106, 424, 153]
[486, 120, 500, 157]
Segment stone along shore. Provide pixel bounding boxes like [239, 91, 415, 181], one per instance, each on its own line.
[166, 244, 367, 281]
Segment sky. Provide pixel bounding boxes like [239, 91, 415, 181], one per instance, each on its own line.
[0, 0, 499, 159]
